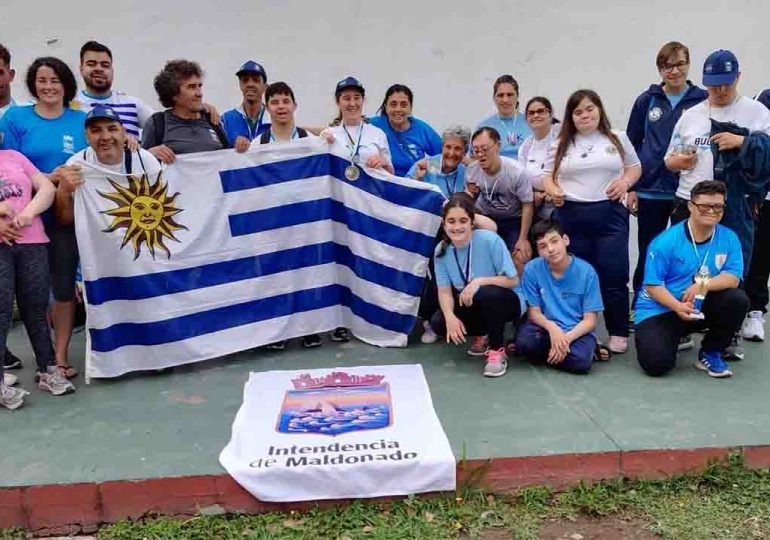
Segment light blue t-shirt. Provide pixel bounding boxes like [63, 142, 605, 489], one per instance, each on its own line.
[406, 154, 466, 198]
[666, 91, 686, 110]
[476, 112, 531, 159]
[0, 105, 87, 173]
[434, 229, 524, 305]
[521, 256, 604, 333]
[634, 222, 743, 324]
[370, 115, 442, 177]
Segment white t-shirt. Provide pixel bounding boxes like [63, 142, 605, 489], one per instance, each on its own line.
[667, 96, 770, 200]
[465, 156, 532, 220]
[327, 122, 392, 168]
[543, 129, 640, 203]
[73, 90, 156, 139]
[518, 126, 559, 190]
[66, 147, 162, 177]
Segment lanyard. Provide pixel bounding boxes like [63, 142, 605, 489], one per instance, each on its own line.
[343, 123, 364, 163]
[687, 220, 716, 275]
[498, 114, 519, 146]
[248, 107, 265, 139]
[270, 127, 298, 142]
[452, 240, 472, 286]
[433, 156, 459, 195]
[481, 171, 501, 201]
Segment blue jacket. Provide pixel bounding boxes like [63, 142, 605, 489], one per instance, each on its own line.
[711, 121, 770, 272]
[221, 105, 271, 144]
[626, 82, 707, 194]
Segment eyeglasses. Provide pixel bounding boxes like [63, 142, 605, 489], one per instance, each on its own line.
[527, 107, 550, 117]
[471, 143, 497, 156]
[691, 202, 725, 215]
[661, 61, 689, 73]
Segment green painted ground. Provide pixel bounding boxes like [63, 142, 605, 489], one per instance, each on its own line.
[1, 322, 769, 487]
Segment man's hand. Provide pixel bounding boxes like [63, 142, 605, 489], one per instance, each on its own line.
[57, 165, 84, 194]
[445, 313, 467, 345]
[667, 152, 697, 171]
[547, 325, 571, 364]
[710, 132, 745, 151]
[681, 283, 702, 304]
[148, 145, 176, 164]
[674, 300, 697, 321]
[125, 134, 140, 152]
[234, 136, 250, 153]
[514, 238, 532, 263]
[203, 103, 220, 125]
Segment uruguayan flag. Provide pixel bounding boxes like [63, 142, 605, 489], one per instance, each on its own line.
[75, 139, 443, 378]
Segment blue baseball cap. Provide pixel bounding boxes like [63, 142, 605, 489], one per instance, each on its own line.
[702, 50, 740, 86]
[335, 76, 365, 98]
[85, 105, 122, 127]
[236, 60, 267, 81]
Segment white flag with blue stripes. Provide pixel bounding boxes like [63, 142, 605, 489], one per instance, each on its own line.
[75, 139, 444, 378]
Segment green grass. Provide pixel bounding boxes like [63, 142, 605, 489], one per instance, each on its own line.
[3, 454, 770, 539]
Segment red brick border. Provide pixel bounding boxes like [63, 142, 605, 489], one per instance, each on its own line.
[2, 445, 768, 535]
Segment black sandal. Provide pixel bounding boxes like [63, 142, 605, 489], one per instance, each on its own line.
[593, 343, 612, 362]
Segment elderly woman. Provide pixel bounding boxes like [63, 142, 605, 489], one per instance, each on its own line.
[407, 125, 470, 197]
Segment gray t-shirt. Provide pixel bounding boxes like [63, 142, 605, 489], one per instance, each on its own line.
[142, 110, 225, 155]
[466, 156, 533, 220]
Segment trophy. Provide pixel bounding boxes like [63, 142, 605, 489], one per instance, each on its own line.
[690, 266, 709, 320]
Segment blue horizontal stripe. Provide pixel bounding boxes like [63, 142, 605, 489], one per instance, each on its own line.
[89, 284, 414, 352]
[84, 241, 423, 305]
[228, 198, 435, 255]
[220, 153, 443, 216]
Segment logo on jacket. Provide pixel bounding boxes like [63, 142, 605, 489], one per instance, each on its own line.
[98, 172, 187, 260]
[648, 107, 663, 122]
[277, 371, 392, 436]
[715, 253, 727, 270]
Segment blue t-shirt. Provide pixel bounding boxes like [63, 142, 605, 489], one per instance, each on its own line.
[434, 229, 524, 305]
[634, 222, 743, 324]
[0, 105, 87, 173]
[369, 115, 441, 177]
[521, 256, 604, 333]
[406, 154, 466, 198]
[666, 91, 686, 109]
[477, 112, 531, 159]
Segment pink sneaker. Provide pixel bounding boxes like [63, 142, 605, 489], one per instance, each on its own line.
[609, 335, 628, 354]
[483, 348, 508, 377]
[467, 336, 488, 356]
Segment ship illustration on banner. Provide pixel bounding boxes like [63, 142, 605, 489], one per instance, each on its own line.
[276, 371, 392, 436]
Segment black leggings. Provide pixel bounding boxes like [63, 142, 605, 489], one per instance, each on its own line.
[635, 288, 748, 377]
[431, 285, 521, 349]
[0, 243, 55, 381]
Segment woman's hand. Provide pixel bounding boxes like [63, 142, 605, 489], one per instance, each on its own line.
[13, 208, 35, 229]
[320, 129, 335, 144]
[459, 280, 480, 307]
[413, 159, 428, 180]
[445, 313, 467, 344]
[605, 178, 630, 201]
[546, 185, 565, 206]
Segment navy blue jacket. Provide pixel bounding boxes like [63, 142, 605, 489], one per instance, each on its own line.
[756, 89, 770, 110]
[626, 82, 707, 194]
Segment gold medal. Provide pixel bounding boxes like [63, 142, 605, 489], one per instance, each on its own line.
[344, 164, 360, 181]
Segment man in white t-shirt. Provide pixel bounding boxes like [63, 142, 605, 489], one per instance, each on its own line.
[73, 41, 156, 139]
[665, 49, 770, 360]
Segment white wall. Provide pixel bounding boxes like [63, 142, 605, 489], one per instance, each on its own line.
[2, 0, 768, 265]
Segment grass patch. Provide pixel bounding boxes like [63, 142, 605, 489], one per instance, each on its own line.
[4, 454, 770, 539]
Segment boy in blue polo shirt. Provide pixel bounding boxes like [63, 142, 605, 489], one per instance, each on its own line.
[634, 180, 748, 378]
[515, 220, 605, 374]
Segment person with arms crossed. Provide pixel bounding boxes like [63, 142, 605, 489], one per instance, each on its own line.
[466, 127, 534, 276]
[543, 89, 641, 354]
[665, 49, 770, 360]
[431, 193, 523, 377]
[634, 180, 747, 378]
[626, 41, 707, 309]
[370, 84, 442, 177]
[222, 60, 270, 152]
[0, 147, 75, 409]
[0, 56, 87, 379]
[515, 219, 608, 374]
[476, 75, 532, 159]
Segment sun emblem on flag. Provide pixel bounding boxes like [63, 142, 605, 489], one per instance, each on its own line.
[97, 173, 187, 260]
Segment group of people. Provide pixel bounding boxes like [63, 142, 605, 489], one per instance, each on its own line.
[0, 38, 769, 409]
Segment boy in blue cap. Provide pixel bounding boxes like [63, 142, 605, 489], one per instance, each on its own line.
[221, 61, 270, 151]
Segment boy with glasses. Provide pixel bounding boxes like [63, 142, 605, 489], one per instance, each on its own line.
[634, 181, 748, 378]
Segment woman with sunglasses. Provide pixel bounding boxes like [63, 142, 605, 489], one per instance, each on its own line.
[370, 84, 441, 177]
[518, 97, 560, 222]
[477, 75, 531, 159]
[543, 89, 641, 354]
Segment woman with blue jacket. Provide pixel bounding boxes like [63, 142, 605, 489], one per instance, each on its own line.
[625, 41, 707, 306]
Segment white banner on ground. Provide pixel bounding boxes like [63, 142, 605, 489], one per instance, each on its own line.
[74, 140, 443, 378]
[219, 364, 456, 502]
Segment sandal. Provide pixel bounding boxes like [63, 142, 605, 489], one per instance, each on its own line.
[57, 364, 78, 379]
[594, 343, 612, 362]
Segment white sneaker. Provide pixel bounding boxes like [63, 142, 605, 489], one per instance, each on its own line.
[741, 311, 765, 342]
[421, 321, 438, 344]
[37, 367, 76, 396]
[3, 373, 18, 386]
[1, 383, 28, 410]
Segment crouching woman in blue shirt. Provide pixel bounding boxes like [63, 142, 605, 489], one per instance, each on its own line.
[515, 220, 607, 374]
[634, 181, 748, 378]
[431, 193, 522, 378]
